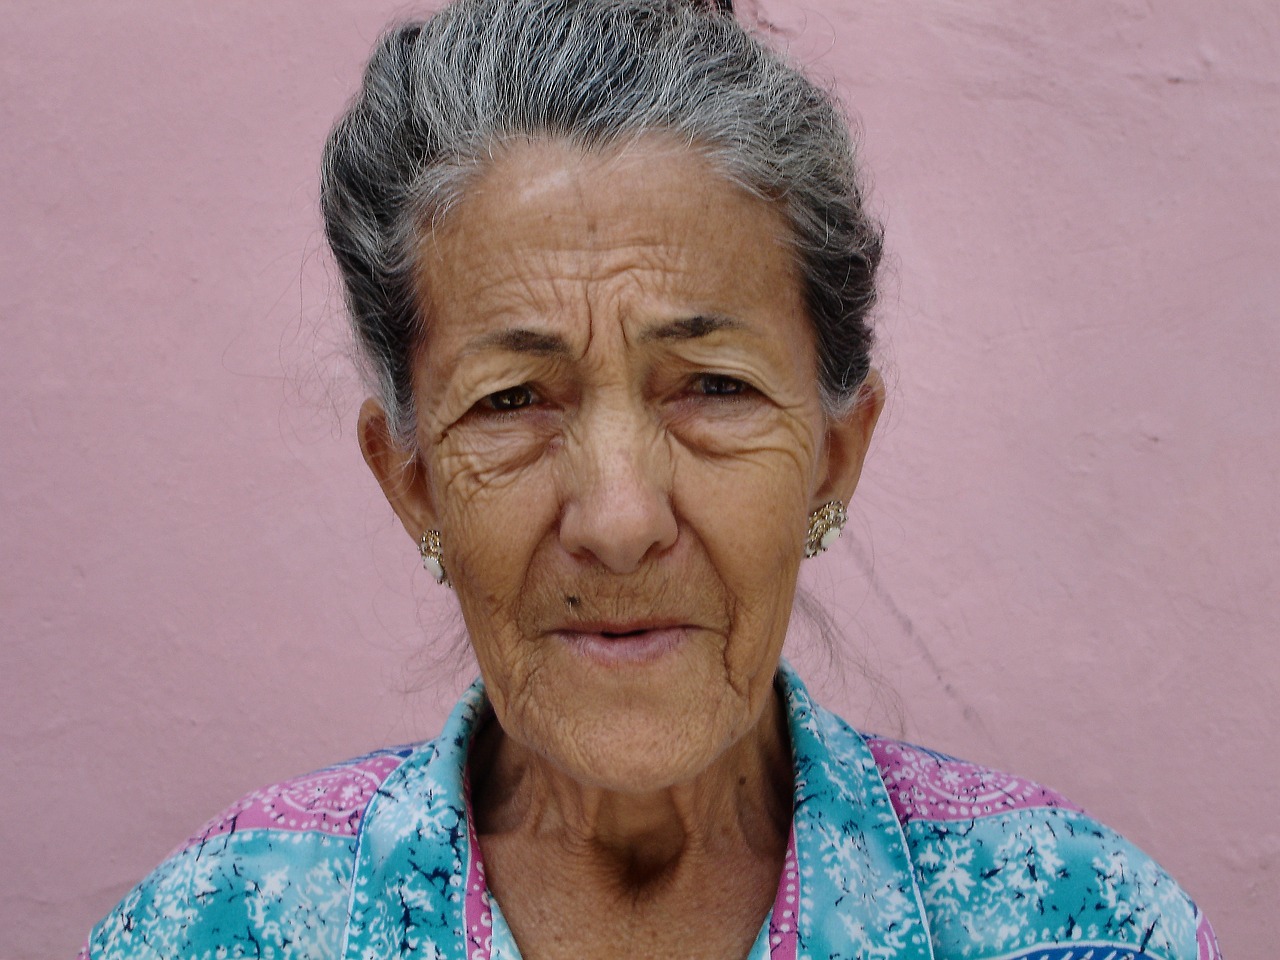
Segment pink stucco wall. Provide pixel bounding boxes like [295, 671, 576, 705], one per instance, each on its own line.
[2, 1, 1274, 956]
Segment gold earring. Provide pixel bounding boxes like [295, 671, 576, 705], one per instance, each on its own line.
[419, 530, 449, 585]
[805, 500, 847, 557]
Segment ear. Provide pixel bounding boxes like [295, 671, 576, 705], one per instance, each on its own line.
[358, 398, 437, 540]
[812, 368, 885, 508]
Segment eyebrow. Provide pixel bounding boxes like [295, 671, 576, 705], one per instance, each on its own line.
[463, 315, 744, 356]
[641, 315, 744, 342]
[464, 328, 572, 356]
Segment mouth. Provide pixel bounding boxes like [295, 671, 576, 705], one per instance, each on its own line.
[554, 621, 692, 666]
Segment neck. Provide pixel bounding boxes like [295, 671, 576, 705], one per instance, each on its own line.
[469, 684, 793, 887]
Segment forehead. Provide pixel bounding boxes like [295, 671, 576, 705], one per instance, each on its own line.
[415, 138, 807, 348]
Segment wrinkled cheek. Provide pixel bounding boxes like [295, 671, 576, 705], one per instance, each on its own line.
[676, 454, 811, 565]
[441, 482, 542, 608]
[431, 446, 544, 545]
[432, 440, 527, 501]
[450, 568, 549, 722]
[673, 448, 811, 688]
[429, 446, 562, 687]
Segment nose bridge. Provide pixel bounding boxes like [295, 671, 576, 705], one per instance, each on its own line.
[558, 390, 677, 572]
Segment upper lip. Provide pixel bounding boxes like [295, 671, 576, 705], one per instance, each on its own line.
[553, 619, 690, 636]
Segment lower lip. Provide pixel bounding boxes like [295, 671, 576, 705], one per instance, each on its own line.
[558, 627, 689, 666]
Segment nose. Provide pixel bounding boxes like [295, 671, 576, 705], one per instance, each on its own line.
[557, 406, 678, 573]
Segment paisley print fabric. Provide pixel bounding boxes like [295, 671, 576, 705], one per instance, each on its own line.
[84, 664, 1219, 959]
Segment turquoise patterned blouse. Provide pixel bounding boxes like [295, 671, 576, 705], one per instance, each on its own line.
[84, 663, 1220, 959]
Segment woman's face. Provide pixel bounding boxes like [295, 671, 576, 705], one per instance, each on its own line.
[367, 138, 879, 792]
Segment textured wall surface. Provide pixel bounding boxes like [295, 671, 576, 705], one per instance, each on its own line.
[2, 1, 1274, 956]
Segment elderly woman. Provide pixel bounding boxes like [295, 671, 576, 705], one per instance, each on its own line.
[85, 0, 1218, 957]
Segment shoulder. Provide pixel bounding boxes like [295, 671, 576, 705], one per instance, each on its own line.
[862, 732, 1221, 960]
[84, 743, 419, 960]
[864, 734, 1083, 824]
[176, 743, 414, 851]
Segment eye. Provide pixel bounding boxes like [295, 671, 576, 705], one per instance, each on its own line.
[693, 373, 751, 397]
[481, 384, 539, 412]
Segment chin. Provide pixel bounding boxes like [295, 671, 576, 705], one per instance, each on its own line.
[486, 625, 778, 793]
[529, 681, 752, 794]
[559, 727, 729, 794]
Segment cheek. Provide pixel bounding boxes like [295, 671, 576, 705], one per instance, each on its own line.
[434, 463, 566, 718]
[673, 403, 822, 531]
[430, 408, 563, 487]
[428, 439, 561, 628]
[678, 457, 809, 556]
[671, 429, 817, 660]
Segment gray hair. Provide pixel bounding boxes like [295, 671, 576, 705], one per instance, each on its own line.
[321, 0, 882, 447]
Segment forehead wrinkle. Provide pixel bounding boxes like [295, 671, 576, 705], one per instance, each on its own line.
[422, 142, 806, 386]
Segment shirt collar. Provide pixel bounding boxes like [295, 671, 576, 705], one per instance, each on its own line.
[777, 660, 935, 959]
